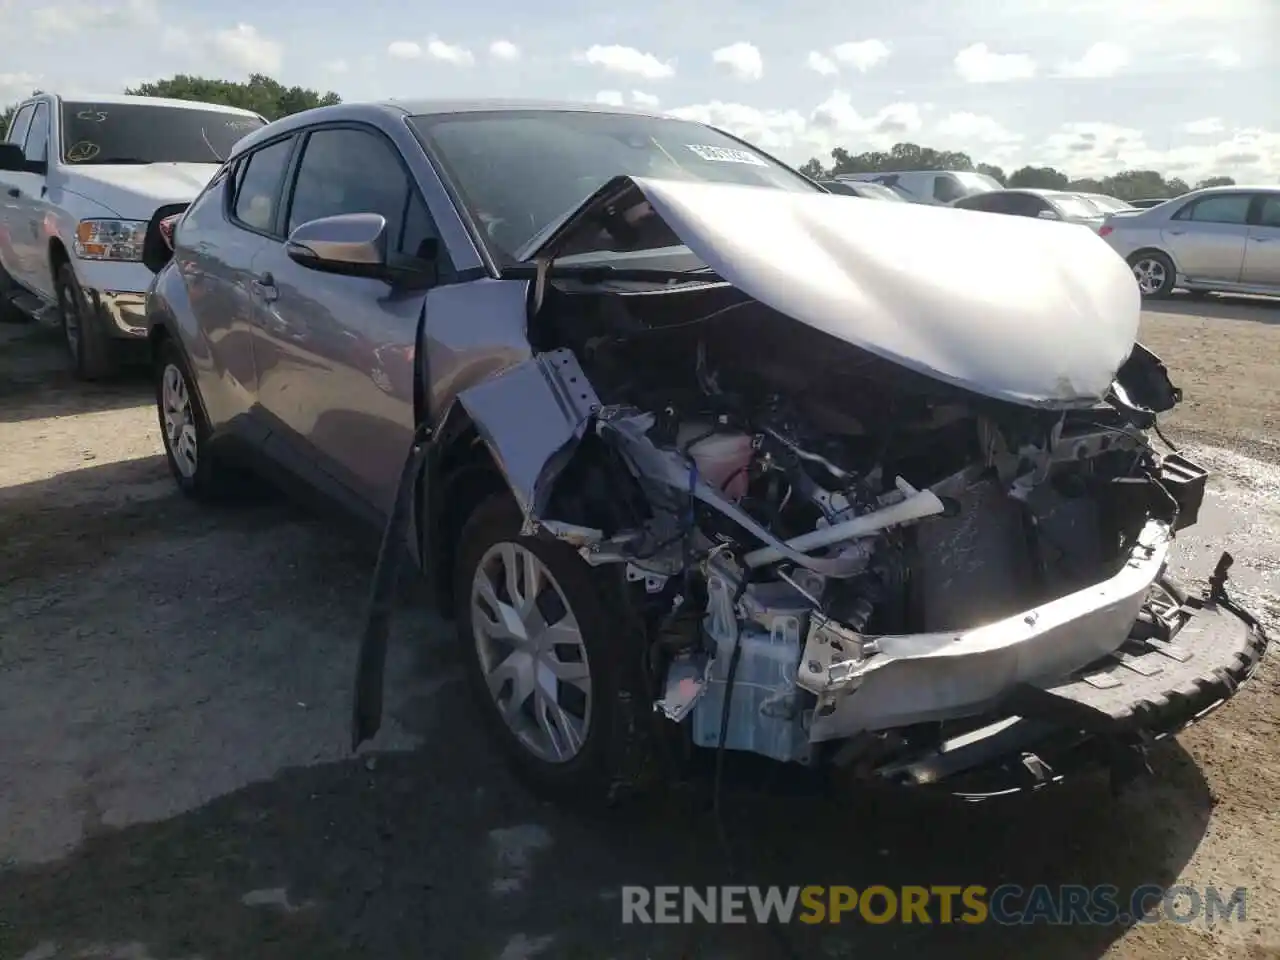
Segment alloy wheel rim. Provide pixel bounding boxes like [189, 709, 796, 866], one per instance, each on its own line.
[161, 363, 199, 478]
[470, 541, 592, 763]
[1132, 258, 1166, 295]
[61, 285, 80, 356]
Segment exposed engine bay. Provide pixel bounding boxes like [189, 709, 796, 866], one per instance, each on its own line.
[460, 268, 1249, 787]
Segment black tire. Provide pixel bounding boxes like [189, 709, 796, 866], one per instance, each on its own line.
[154, 337, 242, 502]
[1127, 250, 1176, 300]
[57, 263, 119, 379]
[454, 494, 654, 805]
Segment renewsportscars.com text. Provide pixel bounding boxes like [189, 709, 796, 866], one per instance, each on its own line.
[621, 884, 1247, 926]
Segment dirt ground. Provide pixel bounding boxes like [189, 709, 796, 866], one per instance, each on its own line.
[0, 296, 1278, 960]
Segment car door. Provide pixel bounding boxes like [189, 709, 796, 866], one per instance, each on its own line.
[1240, 193, 1280, 289]
[1161, 193, 1251, 283]
[9, 101, 54, 297]
[184, 132, 298, 432]
[251, 123, 451, 517]
[0, 104, 36, 285]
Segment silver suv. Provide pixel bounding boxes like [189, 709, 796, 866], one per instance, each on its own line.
[1099, 186, 1280, 299]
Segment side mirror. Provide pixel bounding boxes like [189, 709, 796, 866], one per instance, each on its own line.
[0, 143, 40, 174]
[285, 213, 391, 279]
[1037, 209, 1061, 220]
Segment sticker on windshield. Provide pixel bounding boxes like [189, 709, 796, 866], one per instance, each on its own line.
[65, 141, 100, 163]
[76, 110, 107, 122]
[685, 144, 767, 166]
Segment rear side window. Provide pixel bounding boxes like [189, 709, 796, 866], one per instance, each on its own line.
[230, 137, 294, 234]
[1173, 194, 1250, 225]
[6, 105, 34, 146]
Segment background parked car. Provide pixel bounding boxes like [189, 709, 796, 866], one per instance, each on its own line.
[819, 179, 906, 201]
[1099, 185, 1280, 299]
[949, 188, 1107, 230]
[1074, 192, 1134, 213]
[1129, 198, 1173, 209]
[837, 169, 1001, 204]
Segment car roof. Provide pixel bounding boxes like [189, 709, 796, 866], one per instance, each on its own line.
[55, 93, 263, 117]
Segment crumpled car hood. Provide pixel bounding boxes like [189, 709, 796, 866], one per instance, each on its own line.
[524, 176, 1142, 409]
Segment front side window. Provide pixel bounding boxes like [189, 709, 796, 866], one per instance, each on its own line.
[409, 109, 818, 261]
[1174, 194, 1251, 225]
[23, 103, 49, 163]
[60, 102, 265, 165]
[231, 137, 294, 234]
[6, 105, 34, 146]
[285, 127, 437, 258]
[933, 176, 965, 203]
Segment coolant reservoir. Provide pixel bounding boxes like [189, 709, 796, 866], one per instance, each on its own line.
[677, 425, 754, 499]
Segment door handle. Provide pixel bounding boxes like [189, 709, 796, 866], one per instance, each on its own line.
[1167, 230, 1184, 236]
[252, 271, 279, 303]
[1251, 237, 1271, 243]
[6, 188, 19, 198]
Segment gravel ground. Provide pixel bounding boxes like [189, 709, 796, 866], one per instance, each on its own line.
[1, 296, 1278, 960]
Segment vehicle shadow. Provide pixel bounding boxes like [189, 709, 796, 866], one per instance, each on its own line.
[1158, 292, 1280, 325]
[0, 667, 1216, 960]
[0, 322, 151, 424]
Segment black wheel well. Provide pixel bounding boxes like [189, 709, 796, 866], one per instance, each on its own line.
[1125, 246, 1173, 266]
[428, 427, 511, 618]
[48, 238, 69, 286]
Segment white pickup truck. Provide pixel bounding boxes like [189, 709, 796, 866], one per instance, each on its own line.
[0, 93, 266, 378]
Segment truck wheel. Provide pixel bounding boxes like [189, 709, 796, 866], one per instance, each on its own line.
[57, 264, 119, 380]
[454, 494, 656, 806]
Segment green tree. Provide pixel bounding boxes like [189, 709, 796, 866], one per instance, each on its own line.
[1008, 165, 1070, 189]
[123, 73, 340, 121]
[798, 158, 826, 179]
[976, 163, 1006, 185]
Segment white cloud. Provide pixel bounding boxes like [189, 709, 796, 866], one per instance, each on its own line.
[1184, 117, 1225, 135]
[594, 90, 624, 106]
[668, 101, 809, 154]
[711, 42, 763, 82]
[210, 23, 282, 74]
[0, 72, 41, 105]
[811, 93, 924, 144]
[388, 40, 422, 60]
[631, 90, 660, 108]
[31, 0, 158, 36]
[427, 36, 473, 66]
[324, 59, 349, 75]
[579, 44, 675, 80]
[1057, 42, 1129, 78]
[806, 51, 838, 77]
[1205, 45, 1242, 69]
[489, 39, 520, 61]
[954, 43, 1037, 83]
[831, 39, 891, 73]
[935, 112, 1024, 145]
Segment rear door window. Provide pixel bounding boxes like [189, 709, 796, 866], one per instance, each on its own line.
[230, 136, 295, 235]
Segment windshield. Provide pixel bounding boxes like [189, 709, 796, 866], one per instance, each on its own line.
[409, 109, 818, 262]
[954, 171, 1003, 193]
[1083, 194, 1131, 212]
[60, 102, 265, 165]
[1048, 192, 1106, 219]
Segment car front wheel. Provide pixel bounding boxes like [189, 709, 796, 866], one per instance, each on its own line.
[57, 264, 118, 379]
[455, 494, 652, 804]
[1128, 251, 1176, 299]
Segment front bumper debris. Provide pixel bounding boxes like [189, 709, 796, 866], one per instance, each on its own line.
[864, 555, 1269, 798]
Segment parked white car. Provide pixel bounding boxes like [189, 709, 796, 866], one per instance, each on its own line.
[0, 93, 265, 377]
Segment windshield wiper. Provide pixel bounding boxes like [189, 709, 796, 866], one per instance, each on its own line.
[80, 156, 153, 165]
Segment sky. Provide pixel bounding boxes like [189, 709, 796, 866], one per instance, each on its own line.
[1, 0, 1277, 182]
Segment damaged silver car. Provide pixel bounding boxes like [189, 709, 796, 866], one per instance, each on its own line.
[144, 100, 1269, 803]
